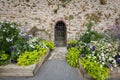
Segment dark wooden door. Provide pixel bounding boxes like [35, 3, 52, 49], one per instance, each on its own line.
[55, 21, 66, 46]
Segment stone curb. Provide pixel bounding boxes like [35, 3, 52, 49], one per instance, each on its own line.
[78, 63, 120, 80]
[0, 49, 50, 77]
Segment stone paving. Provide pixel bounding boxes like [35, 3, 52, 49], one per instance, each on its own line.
[0, 47, 83, 80]
[48, 47, 67, 60]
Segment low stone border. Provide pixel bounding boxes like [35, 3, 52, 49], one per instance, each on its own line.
[79, 64, 93, 80]
[79, 64, 120, 80]
[0, 49, 50, 77]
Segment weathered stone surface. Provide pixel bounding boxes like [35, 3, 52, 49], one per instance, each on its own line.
[0, 0, 120, 41]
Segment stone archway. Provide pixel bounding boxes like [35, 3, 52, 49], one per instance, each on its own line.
[55, 21, 66, 46]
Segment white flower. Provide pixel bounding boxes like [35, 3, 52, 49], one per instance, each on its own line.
[112, 60, 116, 64]
[110, 67, 113, 71]
[108, 43, 112, 47]
[101, 53, 104, 57]
[102, 57, 105, 61]
[10, 25, 14, 28]
[3, 29, 6, 32]
[102, 62, 105, 65]
[109, 57, 113, 61]
[29, 44, 35, 48]
[106, 49, 109, 51]
[93, 56, 96, 59]
[114, 64, 117, 67]
[6, 38, 13, 42]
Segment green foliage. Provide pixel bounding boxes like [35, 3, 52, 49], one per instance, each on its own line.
[0, 53, 10, 65]
[80, 21, 103, 43]
[69, 15, 74, 20]
[77, 41, 92, 56]
[0, 53, 8, 60]
[100, 0, 107, 5]
[53, 0, 71, 14]
[66, 47, 81, 67]
[67, 40, 78, 49]
[0, 22, 20, 54]
[17, 46, 47, 66]
[43, 40, 54, 50]
[11, 51, 20, 60]
[80, 57, 110, 80]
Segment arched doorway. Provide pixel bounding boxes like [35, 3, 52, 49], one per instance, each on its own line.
[55, 21, 66, 46]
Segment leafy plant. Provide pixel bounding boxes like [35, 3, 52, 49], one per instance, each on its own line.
[69, 15, 74, 20]
[0, 52, 10, 65]
[77, 41, 92, 56]
[53, 0, 71, 14]
[104, 20, 120, 41]
[0, 22, 20, 54]
[66, 47, 81, 67]
[80, 20, 103, 43]
[43, 40, 54, 50]
[80, 57, 110, 80]
[17, 46, 47, 66]
[67, 40, 78, 49]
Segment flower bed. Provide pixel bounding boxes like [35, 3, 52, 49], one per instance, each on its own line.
[66, 20, 120, 80]
[0, 21, 54, 76]
[79, 64, 120, 80]
[0, 49, 50, 77]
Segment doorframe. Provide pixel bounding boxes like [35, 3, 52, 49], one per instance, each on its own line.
[54, 21, 67, 46]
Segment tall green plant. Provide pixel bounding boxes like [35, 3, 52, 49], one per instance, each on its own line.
[80, 20, 103, 43]
[0, 22, 20, 54]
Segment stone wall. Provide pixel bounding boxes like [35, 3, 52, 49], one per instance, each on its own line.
[0, 0, 120, 42]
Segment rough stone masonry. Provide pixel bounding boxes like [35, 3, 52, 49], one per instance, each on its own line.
[0, 0, 120, 42]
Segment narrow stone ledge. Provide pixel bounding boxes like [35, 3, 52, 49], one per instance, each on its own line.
[0, 49, 50, 77]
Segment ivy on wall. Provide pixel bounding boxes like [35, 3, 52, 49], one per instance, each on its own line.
[53, 0, 72, 14]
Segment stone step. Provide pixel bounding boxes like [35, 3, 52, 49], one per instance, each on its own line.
[55, 41, 66, 47]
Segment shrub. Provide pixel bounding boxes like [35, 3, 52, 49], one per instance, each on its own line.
[43, 40, 54, 50]
[80, 57, 110, 80]
[80, 20, 103, 43]
[66, 47, 81, 67]
[17, 46, 47, 66]
[0, 52, 9, 65]
[0, 22, 20, 54]
[67, 40, 78, 49]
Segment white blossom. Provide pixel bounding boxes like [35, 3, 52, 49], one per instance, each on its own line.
[100, 65, 103, 68]
[10, 25, 14, 28]
[101, 53, 104, 57]
[6, 38, 13, 42]
[29, 44, 35, 48]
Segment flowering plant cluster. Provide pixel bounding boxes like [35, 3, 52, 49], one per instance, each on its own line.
[0, 21, 54, 65]
[67, 20, 120, 80]
[79, 40, 120, 70]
